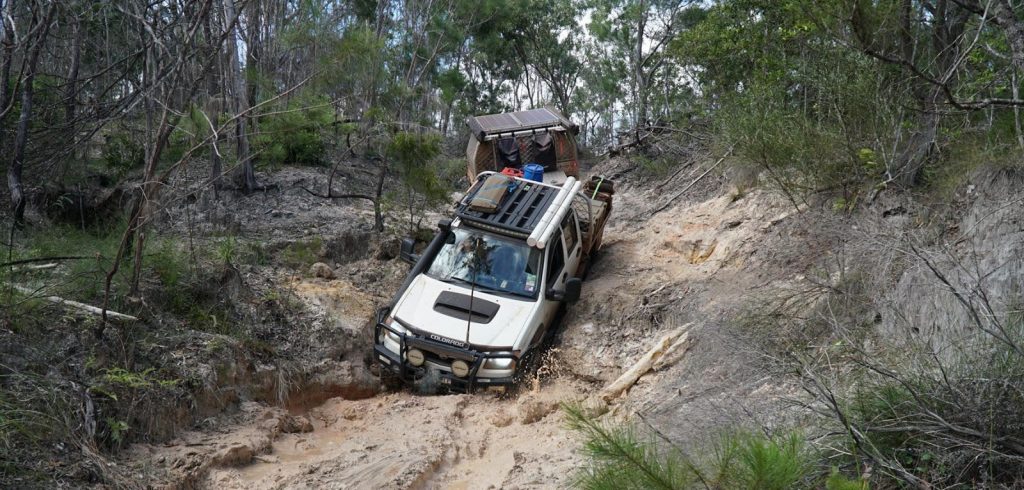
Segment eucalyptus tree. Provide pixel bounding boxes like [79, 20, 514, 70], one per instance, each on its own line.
[7, 1, 57, 228]
[589, 0, 695, 137]
[503, 0, 584, 118]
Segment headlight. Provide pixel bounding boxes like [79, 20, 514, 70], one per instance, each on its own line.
[383, 321, 406, 343]
[378, 321, 406, 354]
[483, 357, 516, 370]
[451, 360, 470, 377]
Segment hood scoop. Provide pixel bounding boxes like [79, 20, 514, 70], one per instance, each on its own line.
[433, 291, 500, 324]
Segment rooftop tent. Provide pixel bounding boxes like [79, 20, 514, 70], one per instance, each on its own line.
[466, 107, 579, 142]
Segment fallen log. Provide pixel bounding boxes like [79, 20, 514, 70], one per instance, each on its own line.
[9, 284, 138, 322]
[599, 323, 693, 402]
[651, 147, 733, 215]
[652, 332, 694, 371]
[0, 255, 88, 268]
[10, 263, 58, 272]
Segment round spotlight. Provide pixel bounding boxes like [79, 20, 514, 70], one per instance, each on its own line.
[450, 360, 470, 378]
[407, 348, 425, 367]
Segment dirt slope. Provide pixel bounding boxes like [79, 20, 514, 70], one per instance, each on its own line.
[123, 156, 817, 488]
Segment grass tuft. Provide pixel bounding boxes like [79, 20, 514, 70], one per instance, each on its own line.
[564, 403, 821, 489]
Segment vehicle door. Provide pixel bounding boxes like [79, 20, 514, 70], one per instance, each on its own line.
[534, 228, 568, 340]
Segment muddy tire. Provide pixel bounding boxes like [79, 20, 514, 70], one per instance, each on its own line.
[379, 369, 404, 392]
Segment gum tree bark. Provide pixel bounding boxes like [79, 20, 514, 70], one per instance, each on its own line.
[8, 3, 57, 227]
[222, 0, 261, 194]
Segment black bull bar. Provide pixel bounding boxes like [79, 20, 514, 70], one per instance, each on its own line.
[372, 307, 516, 393]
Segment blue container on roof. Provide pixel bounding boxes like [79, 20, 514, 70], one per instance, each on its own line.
[523, 163, 544, 182]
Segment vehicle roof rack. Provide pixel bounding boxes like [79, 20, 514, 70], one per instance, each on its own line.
[456, 174, 561, 238]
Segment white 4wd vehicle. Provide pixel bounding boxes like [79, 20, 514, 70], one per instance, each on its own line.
[374, 172, 613, 392]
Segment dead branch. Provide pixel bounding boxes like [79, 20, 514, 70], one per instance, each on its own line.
[652, 147, 733, 215]
[0, 256, 88, 268]
[299, 185, 376, 203]
[600, 324, 692, 402]
[11, 284, 138, 322]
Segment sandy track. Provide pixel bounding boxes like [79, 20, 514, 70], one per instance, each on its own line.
[125, 160, 804, 489]
[194, 380, 584, 489]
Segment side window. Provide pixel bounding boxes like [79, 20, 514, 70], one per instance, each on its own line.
[546, 233, 565, 287]
[562, 212, 578, 254]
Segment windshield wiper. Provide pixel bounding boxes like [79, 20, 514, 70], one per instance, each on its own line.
[440, 276, 504, 295]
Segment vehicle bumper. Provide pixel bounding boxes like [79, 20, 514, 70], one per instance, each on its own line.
[373, 309, 516, 393]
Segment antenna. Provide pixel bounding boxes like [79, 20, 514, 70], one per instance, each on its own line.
[465, 237, 480, 345]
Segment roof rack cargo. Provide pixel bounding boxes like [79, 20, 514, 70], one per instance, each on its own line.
[456, 173, 561, 238]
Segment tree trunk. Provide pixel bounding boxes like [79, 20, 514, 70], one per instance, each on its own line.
[8, 4, 57, 227]
[991, 0, 1024, 149]
[205, 14, 224, 197]
[245, 0, 260, 140]
[896, 87, 943, 186]
[64, 15, 82, 134]
[223, 0, 259, 194]
[0, 0, 15, 148]
[633, 1, 648, 143]
[373, 161, 386, 232]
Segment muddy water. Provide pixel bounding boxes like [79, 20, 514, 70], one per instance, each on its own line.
[206, 382, 585, 489]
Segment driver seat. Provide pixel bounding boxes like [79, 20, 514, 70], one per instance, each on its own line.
[489, 246, 523, 285]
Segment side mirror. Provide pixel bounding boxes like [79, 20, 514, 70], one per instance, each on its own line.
[563, 278, 582, 302]
[399, 237, 418, 265]
[547, 277, 582, 302]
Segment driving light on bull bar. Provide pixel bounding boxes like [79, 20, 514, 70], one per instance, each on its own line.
[407, 348, 425, 367]
[483, 357, 516, 370]
[450, 360, 470, 378]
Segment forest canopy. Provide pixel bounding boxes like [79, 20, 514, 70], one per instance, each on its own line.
[1, 0, 1023, 313]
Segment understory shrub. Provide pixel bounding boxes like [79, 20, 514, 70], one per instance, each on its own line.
[254, 96, 333, 167]
[564, 404, 838, 489]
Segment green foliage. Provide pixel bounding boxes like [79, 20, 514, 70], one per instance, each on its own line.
[387, 132, 453, 231]
[566, 403, 821, 489]
[211, 236, 268, 267]
[150, 238, 189, 289]
[103, 131, 145, 177]
[0, 373, 75, 482]
[279, 237, 324, 270]
[163, 104, 209, 166]
[920, 127, 1019, 199]
[633, 154, 678, 178]
[807, 301, 1024, 486]
[89, 366, 179, 409]
[0, 389, 51, 450]
[104, 418, 130, 447]
[565, 404, 694, 489]
[825, 470, 870, 490]
[100, 367, 158, 390]
[215, 236, 239, 266]
[708, 430, 813, 489]
[254, 96, 334, 167]
[14, 224, 128, 309]
[706, 44, 901, 201]
[388, 131, 447, 200]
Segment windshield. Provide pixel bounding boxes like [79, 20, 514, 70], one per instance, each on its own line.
[425, 228, 542, 299]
